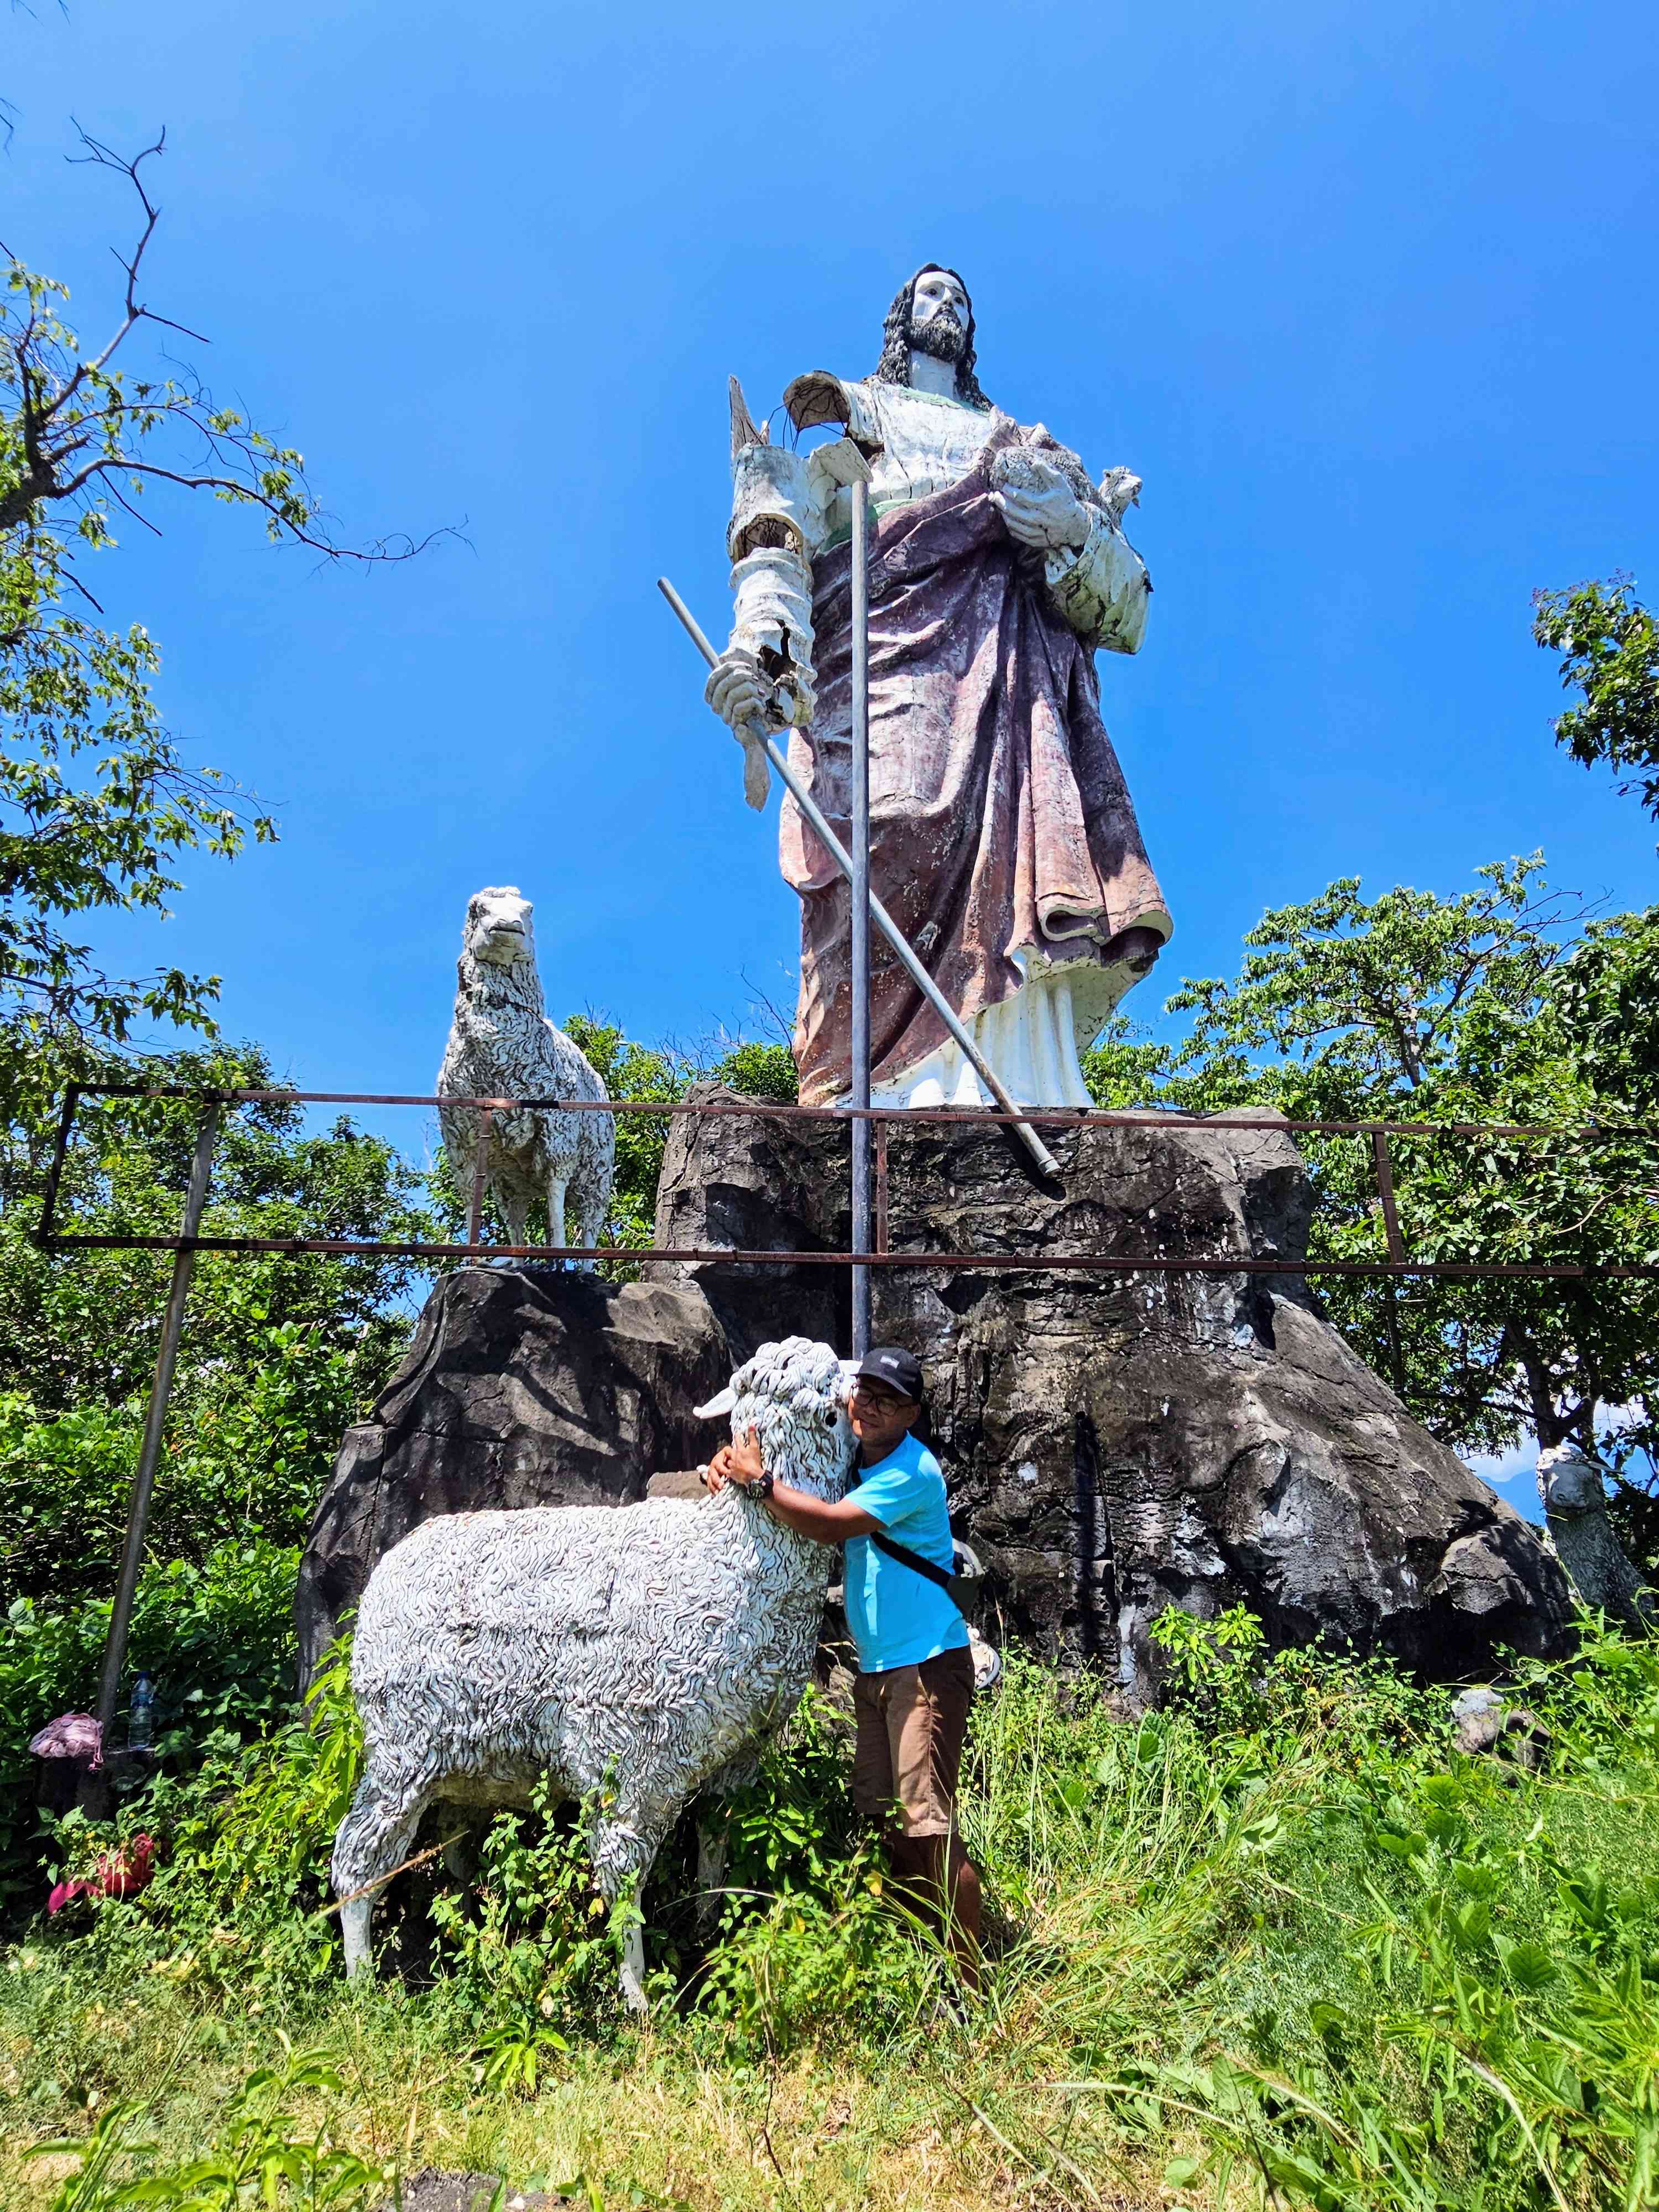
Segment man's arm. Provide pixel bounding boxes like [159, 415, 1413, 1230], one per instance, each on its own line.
[707, 410, 820, 737]
[763, 1485, 882, 1545]
[707, 1433, 880, 1546]
[995, 457, 1151, 655]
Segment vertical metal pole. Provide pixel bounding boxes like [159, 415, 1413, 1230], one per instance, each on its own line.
[1370, 1129, 1408, 1397]
[93, 1102, 220, 1747]
[849, 476, 872, 1356]
[35, 1081, 81, 1248]
[874, 1117, 889, 1255]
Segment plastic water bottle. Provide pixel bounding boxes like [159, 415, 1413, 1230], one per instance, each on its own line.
[128, 1674, 154, 1750]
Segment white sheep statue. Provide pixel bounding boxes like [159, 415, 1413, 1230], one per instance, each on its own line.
[331, 1335, 857, 2009]
[437, 885, 615, 1255]
[1537, 1441, 1656, 1631]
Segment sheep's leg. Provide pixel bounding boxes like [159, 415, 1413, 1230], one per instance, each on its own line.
[569, 1181, 607, 1273]
[441, 1827, 474, 1885]
[590, 1810, 665, 2014]
[331, 1755, 431, 1983]
[548, 1177, 569, 1261]
[498, 1187, 529, 1253]
[695, 1813, 729, 1938]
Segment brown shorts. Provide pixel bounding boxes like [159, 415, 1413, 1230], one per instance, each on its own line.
[851, 1646, 975, 1840]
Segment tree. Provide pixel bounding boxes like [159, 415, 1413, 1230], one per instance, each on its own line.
[1533, 576, 1659, 827]
[0, 1041, 435, 1605]
[1, 132, 431, 1117]
[1083, 860, 1659, 1552]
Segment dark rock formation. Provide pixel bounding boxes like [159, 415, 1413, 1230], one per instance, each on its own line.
[650, 1086, 1574, 1697]
[295, 1266, 729, 1679]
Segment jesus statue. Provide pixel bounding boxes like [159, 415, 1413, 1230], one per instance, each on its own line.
[705, 264, 1171, 1112]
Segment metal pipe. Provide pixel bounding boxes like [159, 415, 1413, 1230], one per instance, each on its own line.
[35, 1081, 81, 1247]
[36, 1228, 1659, 1280]
[93, 1103, 221, 1749]
[658, 577, 1062, 1180]
[56, 1080, 1644, 1146]
[849, 479, 873, 1354]
[874, 1118, 889, 1255]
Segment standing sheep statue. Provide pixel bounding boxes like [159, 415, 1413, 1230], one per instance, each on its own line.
[437, 885, 615, 1255]
[1537, 1441, 1656, 1631]
[331, 1336, 857, 2008]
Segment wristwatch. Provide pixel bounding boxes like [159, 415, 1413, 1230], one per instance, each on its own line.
[748, 1472, 775, 1500]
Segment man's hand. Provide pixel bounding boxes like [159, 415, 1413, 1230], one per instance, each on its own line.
[706, 1427, 766, 1494]
[705, 649, 771, 734]
[705, 1429, 881, 1546]
[994, 459, 1092, 554]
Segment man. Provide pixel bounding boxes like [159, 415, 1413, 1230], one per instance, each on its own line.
[706, 1344, 982, 1979]
[706, 263, 1171, 1112]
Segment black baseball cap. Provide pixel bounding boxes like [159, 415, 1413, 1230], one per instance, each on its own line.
[854, 1345, 924, 1402]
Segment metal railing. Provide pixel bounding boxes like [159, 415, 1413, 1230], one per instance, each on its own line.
[35, 1079, 1659, 1281]
[33, 1076, 1659, 1770]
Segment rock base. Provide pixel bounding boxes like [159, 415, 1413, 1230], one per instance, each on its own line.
[651, 1087, 1573, 1697]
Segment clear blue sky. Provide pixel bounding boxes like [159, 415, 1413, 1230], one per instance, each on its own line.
[6, 0, 1656, 1095]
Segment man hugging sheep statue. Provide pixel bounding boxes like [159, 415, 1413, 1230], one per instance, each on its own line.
[334, 1338, 983, 2004]
[709, 1342, 984, 1985]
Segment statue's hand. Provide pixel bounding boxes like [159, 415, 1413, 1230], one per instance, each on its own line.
[994, 460, 1091, 553]
[705, 649, 771, 734]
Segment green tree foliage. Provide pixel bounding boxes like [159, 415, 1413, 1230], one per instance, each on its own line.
[1084, 860, 1659, 1551]
[1, 134, 426, 1117]
[0, 1042, 434, 1606]
[1534, 575, 1659, 826]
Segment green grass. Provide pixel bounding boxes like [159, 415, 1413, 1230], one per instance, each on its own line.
[4, 1610, 1659, 2210]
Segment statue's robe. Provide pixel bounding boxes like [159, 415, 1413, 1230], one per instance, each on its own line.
[726, 377, 1171, 1108]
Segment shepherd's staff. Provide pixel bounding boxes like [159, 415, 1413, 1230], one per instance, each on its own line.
[657, 577, 1061, 1183]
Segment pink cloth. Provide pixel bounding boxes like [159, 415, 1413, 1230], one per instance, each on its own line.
[780, 439, 1167, 1104]
[29, 1712, 102, 1768]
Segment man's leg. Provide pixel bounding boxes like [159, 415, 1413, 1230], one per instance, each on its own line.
[889, 1831, 982, 1980]
[851, 1667, 899, 1848]
[889, 1648, 982, 1987]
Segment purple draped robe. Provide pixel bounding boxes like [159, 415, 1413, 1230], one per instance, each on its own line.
[779, 447, 1168, 1106]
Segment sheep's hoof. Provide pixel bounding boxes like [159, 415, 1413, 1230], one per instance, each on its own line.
[619, 1924, 649, 2013]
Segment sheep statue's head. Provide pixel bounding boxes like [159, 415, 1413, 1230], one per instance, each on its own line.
[695, 1337, 858, 1500]
[1537, 1441, 1609, 1522]
[461, 885, 537, 972]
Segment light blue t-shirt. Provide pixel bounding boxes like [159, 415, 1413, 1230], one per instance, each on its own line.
[843, 1431, 970, 1674]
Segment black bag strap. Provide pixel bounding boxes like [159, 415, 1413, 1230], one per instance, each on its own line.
[849, 1463, 973, 1604]
[869, 1527, 955, 1592]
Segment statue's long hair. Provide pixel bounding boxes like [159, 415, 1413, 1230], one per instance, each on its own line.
[873, 264, 993, 411]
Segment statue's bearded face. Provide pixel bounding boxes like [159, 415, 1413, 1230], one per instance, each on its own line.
[909, 267, 970, 363]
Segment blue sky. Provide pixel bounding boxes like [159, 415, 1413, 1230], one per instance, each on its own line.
[7, 0, 1657, 1494]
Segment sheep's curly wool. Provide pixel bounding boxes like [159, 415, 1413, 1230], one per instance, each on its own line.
[332, 1337, 855, 1997]
[437, 885, 614, 1251]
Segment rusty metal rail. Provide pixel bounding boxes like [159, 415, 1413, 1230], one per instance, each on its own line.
[36, 1076, 1659, 1755]
[32, 1081, 1659, 1281]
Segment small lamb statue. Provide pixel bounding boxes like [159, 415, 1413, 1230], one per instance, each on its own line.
[437, 885, 615, 1255]
[1537, 1441, 1656, 1631]
[331, 1335, 857, 2009]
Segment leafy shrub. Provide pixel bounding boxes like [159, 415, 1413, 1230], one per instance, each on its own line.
[0, 1539, 300, 1911]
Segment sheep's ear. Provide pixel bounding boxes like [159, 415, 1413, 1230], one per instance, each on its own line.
[838, 1361, 860, 1391]
[694, 1386, 737, 1420]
